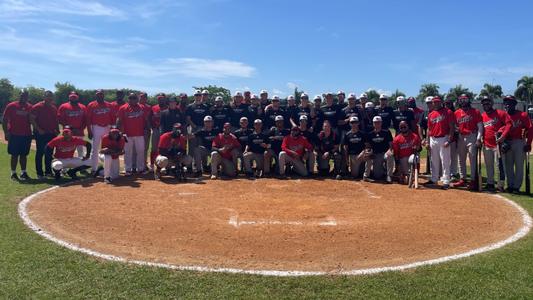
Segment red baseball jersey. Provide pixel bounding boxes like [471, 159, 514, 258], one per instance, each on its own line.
[101, 134, 125, 159]
[428, 108, 455, 137]
[3, 101, 33, 136]
[507, 110, 531, 140]
[86, 101, 114, 127]
[455, 108, 482, 135]
[57, 102, 86, 136]
[158, 132, 187, 150]
[30, 101, 57, 134]
[482, 109, 511, 148]
[47, 136, 86, 159]
[281, 135, 313, 158]
[110, 100, 126, 122]
[140, 103, 152, 123]
[212, 133, 241, 159]
[117, 104, 146, 137]
[393, 132, 421, 159]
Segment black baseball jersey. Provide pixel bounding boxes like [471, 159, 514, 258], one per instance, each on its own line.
[247, 132, 269, 153]
[246, 104, 263, 126]
[317, 131, 340, 153]
[367, 129, 392, 154]
[375, 106, 395, 130]
[159, 108, 185, 134]
[300, 128, 317, 147]
[264, 107, 287, 129]
[210, 106, 231, 130]
[285, 105, 299, 125]
[268, 126, 290, 153]
[230, 104, 249, 128]
[186, 103, 209, 127]
[393, 109, 415, 132]
[233, 127, 253, 151]
[343, 130, 367, 155]
[295, 106, 312, 125]
[195, 128, 219, 151]
[341, 105, 365, 131]
[320, 104, 342, 128]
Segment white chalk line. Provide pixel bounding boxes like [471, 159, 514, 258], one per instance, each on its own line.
[354, 182, 381, 199]
[18, 186, 532, 277]
[228, 215, 337, 228]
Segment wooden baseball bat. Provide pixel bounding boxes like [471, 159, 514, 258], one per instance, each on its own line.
[526, 151, 530, 195]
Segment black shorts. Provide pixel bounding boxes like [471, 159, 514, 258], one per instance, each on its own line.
[7, 135, 32, 156]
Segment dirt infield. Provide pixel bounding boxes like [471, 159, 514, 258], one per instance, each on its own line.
[25, 178, 525, 273]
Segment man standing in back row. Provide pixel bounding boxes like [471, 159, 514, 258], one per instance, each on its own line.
[30, 90, 58, 179]
[117, 93, 148, 175]
[86, 89, 114, 174]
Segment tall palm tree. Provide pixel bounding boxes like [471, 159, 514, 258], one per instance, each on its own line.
[417, 83, 440, 101]
[479, 83, 503, 101]
[515, 76, 533, 104]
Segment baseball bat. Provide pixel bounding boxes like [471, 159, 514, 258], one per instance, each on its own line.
[526, 151, 530, 195]
[495, 135, 505, 191]
[414, 153, 419, 189]
[477, 146, 482, 192]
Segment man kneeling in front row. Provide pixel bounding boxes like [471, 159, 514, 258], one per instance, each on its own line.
[154, 123, 192, 180]
[47, 127, 92, 180]
[96, 127, 126, 184]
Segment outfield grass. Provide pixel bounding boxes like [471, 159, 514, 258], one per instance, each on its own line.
[0, 143, 532, 299]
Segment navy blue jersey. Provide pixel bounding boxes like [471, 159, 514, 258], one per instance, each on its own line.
[186, 103, 209, 127]
[247, 132, 269, 153]
[268, 127, 290, 153]
[195, 128, 219, 151]
[230, 104, 249, 128]
[375, 106, 395, 130]
[233, 127, 253, 151]
[210, 106, 231, 130]
[264, 107, 287, 129]
[317, 131, 340, 153]
[367, 129, 392, 154]
[343, 130, 367, 155]
[320, 104, 342, 128]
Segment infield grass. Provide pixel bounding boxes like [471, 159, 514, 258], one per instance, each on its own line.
[0, 144, 532, 299]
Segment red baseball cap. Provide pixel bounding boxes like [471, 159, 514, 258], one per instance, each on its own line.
[432, 96, 442, 103]
[68, 93, 79, 100]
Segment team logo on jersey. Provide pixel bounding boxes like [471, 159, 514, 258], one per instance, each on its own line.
[59, 145, 77, 152]
[252, 138, 264, 144]
[458, 115, 472, 124]
[399, 141, 414, 150]
[483, 118, 497, 128]
[372, 137, 384, 143]
[349, 137, 362, 143]
[194, 108, 207, 114]
[66, 110, 83, 117]
[93, 108, 110, 115]
[431, 115, 444, 123]
[126, 111, 143, 118]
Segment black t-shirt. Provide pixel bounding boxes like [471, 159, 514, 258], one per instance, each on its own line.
[295, 106, 312, 125]
[301, 128, 317, 147]
[186, 103, 209, 127]
[246, 105, 262, 126]
[367, 129, 392, 154]
[159, 109, 185, 133]
[230, 104, 249, 128]
[341, 106, 364, 131]
[268, 127, 290, 153]
[320, 104, 341, 128]
[264, 107, 287, 129]
[343, 130, 367, 155]
[233, 127, 253, 151]
[317, 131, 340, 153]
[285, 105, 299, 125]
[376, 106, 395, 130]
[195, 128, 219, 151]
[393, 109, 415, 132]
[247, 132, 269, 153]
[210, 106, 231, 130]
[363, 108, 377, 133]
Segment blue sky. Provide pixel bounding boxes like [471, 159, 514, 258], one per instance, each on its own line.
[1, 0, 532, 97]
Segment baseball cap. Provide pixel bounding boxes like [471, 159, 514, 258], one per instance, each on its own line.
[425, 96, 434, 103]
[234, 91, 243, 97]
[326, 92, 333, 96]
[379, 94, 388, 100]
[458, 94, 469, 100]
[359, 93, 368, 99]
[215, 96, 223, 102]
[503, 95, 516, 102]
[62, 127, 72, 135]
[314, 95, 322, 101]
[203, 116, 213, 122]
[348, 93, 356, 100]
[260, 90, 268, 95]
[95, 89, 104, 95]
[275, 115, 284, 121]
[432, 96, 442, 103]
[349, 116, 359, 123]
[202, 90, 209, 95]
[373, 116, 383, 122]
[251, 94, 258, 99]
[179, 93, 188, 98]
[481, 96, 492, 103]
[396, 96, 406, 102]
[254, 119, 262, 124]
[365, 102, 375, 108]
[157, 95, 166, 101]
[301, 93, 309, 99]
[407, 96, 416, 102]
[194, 90, 202, 96]
[109, 128, 120, 134]
[299, 115, 308, 121]
[68, 93, 79, 100]
[223, 122, 231, 128]
[287, 95, 295, 101]
[272, 95, 280, 101]
[240, 117, 248, 122]
[337, 90, 345, 95]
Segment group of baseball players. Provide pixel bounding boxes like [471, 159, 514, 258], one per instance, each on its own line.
[2, 88, 532, 193]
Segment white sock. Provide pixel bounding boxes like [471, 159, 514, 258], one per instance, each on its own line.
[11, 170, 16, 175]
[21, 170, 27, 174]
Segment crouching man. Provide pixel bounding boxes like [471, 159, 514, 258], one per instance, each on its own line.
[279, 126, 314, 178]
[243, 119, 270, 177]
[47, 127, 91, 180]
[392, 121, 421, 184]
[97, 127, 125, 184]
[211, 122, 241, 179]
[154, 123, 192, 180]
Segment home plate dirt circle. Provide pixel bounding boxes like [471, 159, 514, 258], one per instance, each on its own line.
[21, 178, 531, 276]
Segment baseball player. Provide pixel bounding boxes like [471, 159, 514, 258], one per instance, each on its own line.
[210, 123, 241, 179]
[337, 91, 347, 108]
[3, 90, 33, 180]
[233, 117, 253, 172]
[452, 95, 484, 190]
[47, 127, 92, 180]
[230, 91, 250, 128]
[364, 116, 394, 183]
[193, 116, 219, 176]
[266, 115, 290, 176]
[392, 121, 422, 184]
[427, 96, 456, 189]
[211, 96, 231, 130]
[502, 95, 532, 193]
[297, 115, 317, 174]
[444, 97, 459, 179]
[376, 94, 395, 130]
[185, 90, 209, 154]
[420, 96, 434, 174]
[294, 93, 315, 128]
[58, 92, 87, 158]
[29, 90, 59, 179]
[320, 92, 343, 134]
[279, 126, 314, 177]
[110, 90, 126, 121]
[408, 96, 424, 135]
[264, 96, 287, 129]
[259, 90, 271, 111]
[393, 96, 416, 133]
[97, 127, 125, 184]
[285, 95, 299, 127]
[363, 102, 377, 133]
[154, 123, 193, 180]
[116, 93, 148, 175]
[243, 119, 270, 177]
[312, 95, 323, 133]
[159, 97, 185, 134]
[342, 116, 367, 178]
[85, 89, 114, 174]
[316, 120, 342, 179]
[481, 96, 511, 192]
[149, 94, 169, 169]
[246, 94, 263, 125]
[134, 92, 153, 171]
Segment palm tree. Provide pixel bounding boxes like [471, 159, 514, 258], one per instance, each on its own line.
[515, 76, 533, 104]
[417, 83, 440, 101]
[479, 83, 503, 100]
[446, 85, 475, 102]
[365, 89, 381, 103]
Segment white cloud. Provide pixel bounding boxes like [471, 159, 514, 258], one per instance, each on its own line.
[0, 0, 125, 18]
[272, 88, 285, 96]
[165, 58, 255, 79]
[286, 82, 298, 90]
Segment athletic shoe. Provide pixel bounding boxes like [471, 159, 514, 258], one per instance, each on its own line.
[54, 170, 61, 181]
[67, 170, 78, 180]
[336, 174, 342, 180]
[124, 171, 133, 176]
[362, 176, 371, 182]
[452, 179, 466, 188]
[104, 177, 112, 184]
[210, 175, 217, 180]
[44, 172, 54, 177]
[10, 173, 19, 181]
[442, 184, 450, 190]
[386, 176, 392, 184]
[485, 184, 496, 192]
[93, 166, 104, 178]
[467, 181, 478, 191]
[154, 170, 161, 180]
[37, 175, 45, 180]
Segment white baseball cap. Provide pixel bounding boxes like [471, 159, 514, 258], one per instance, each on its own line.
[349, 116, 359, 122]
[301, 93, 309, 98]
[373, 116, 383, 122]
[365, 102, 375, 108]
[348, 93, 356, 100]
[260, 90, 268, 95]
[272, 95, 280, 101]
[425, 96, 434, 103]
[234, 91, 243, 97]
[379, 94, 388, 100]
[194, 90, 202, 96]
[201, 89, 209, 95]
[251, 94, 258, 99]
[314, 95, 322, 100]
[337, 90, 345, 95]
[287, 95, 295, 101]
[299, 115, 308, 121]
[203, 116, 213, 122]
[254, 119, 262, 124]
[396, 96, 406, 102]
[240, 117, 248, 122]
[275, 115, 284, 121]
[359, 93, 368, 99]
[215, 96, 223, 102]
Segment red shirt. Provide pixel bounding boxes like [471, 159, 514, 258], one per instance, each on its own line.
[101, 134, 125, 159]
[117, 104, 146, 137]
[47, 136, 86, 159]
[393, 132, 421, 159]
[507, 110, 531, 140]
[158, 132, 187, 150]
[412, 107, 424, 124]
[151, 104, 167, 129]
[455, 108, 482, 135]
[212, 133, 241, 159]
[428, 108, 455, 138]
[281, 135, 313, 158]
[30, 101, 57, 134]
[57, 102, 86, 136]
[86, 101, 114, 127]
[140, 103, 152, 123]
[482, 109, 511, 148]
[110, 100, 126, 123]
[3, 101, 32, 136]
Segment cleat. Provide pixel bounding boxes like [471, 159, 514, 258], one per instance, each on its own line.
[210, 175, 217, 180]
[104, 177, 112, 184]
[386, 176, 392, 184]
[442, 184, 450, 190]
[10, 173, 19, 181]
[67, 169, 78, 180]
[93, 166, 104, 178]
[452, 179, 466, 188]
[20, 172, 30, 180]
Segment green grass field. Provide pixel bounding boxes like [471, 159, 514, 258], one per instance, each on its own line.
[1, 143, 532, 299]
